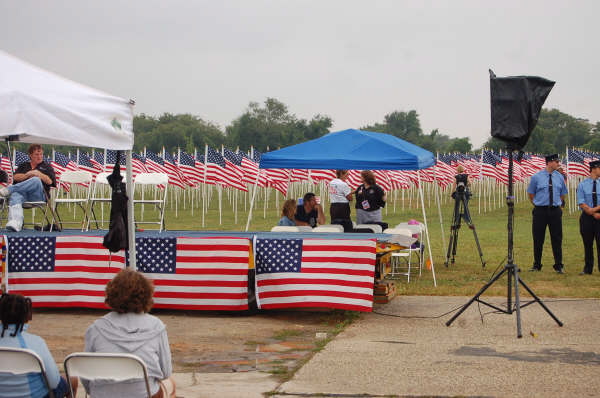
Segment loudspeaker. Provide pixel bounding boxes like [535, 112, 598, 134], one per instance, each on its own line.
[489, 70, 555, 150]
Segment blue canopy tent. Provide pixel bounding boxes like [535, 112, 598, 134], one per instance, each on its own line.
[258, 129, 435, 170]
[246, 129, 438, 286]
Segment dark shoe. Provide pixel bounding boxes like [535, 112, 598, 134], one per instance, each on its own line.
[579, 271, 592, 275]
[529, 266, 541, 272]
[553, 265, 565, 274]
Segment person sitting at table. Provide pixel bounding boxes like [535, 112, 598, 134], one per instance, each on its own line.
[295, 192, 325, 228]
[278, 199, 297, 226]
[0, 293, 77, 398]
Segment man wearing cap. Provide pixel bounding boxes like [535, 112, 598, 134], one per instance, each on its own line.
[527, 154, 568, 273]
[576, 160, 600, 275]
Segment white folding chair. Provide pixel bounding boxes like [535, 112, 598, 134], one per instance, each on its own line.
[355, 223, 383, 233]
[133, 173, 168, 232]
[64, 352, 151, 398]
[312, 224, 344, 233]
[0, 347, 55, 398]
[384, 227, 420, 282]
[53, 170, 93, 231]
[271, 226, 301, 232]
[86, 171, 127, 230]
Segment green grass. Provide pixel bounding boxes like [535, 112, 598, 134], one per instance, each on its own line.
[52, 184, 598, 298]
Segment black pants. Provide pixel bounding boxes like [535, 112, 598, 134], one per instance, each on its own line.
[579, 213, 600, 273]
[532, 206, 563, 269]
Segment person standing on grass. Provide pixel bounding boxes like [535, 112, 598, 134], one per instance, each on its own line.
[527, 154, 568, 274]
[328, 170, 353, 231]
[576, 160, 600, 275]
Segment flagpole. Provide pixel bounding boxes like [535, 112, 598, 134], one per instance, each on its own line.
[418, 171, 436, 287]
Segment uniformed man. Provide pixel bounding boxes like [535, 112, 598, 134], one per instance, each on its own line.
[576, 160, 600, 275]
[527, 154, 568, 273]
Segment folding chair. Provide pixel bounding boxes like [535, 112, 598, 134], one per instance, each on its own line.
[355, 223, 383, 233]
[0, 347, 55, 398]
[86, 171, 127, 230]
[271, 225, 313, 232]
[64, 352, 151, 398]
[312, 224, 344, 233]
[384, 227, 420, 282]
[133, 173, 168, 232]
[53, 170, 93, 231]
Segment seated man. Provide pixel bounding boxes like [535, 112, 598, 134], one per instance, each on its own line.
[0, 144, 56, 232]
[295, 192, 325, 228]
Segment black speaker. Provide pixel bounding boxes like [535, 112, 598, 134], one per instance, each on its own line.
[489, 70, 555, 150]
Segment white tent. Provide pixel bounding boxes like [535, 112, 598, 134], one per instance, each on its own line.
[0, 50, 138, 266]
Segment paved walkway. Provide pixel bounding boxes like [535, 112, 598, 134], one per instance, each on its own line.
[76, 296, 600, 397]
[272, 296, 600, 398]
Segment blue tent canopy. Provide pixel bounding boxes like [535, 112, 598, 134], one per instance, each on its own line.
[259, 129, 435, 170]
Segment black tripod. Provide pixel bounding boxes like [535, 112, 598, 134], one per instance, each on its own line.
[446, 149, 563, 338]
[444, 189, 486, 267]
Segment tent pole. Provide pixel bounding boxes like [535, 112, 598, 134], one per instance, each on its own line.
[418, 171, 436, 287]
[126, 150, 136, 270]
[245, 171, 261, 231]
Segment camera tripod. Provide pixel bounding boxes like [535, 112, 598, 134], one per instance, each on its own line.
[444, 190, 486, 267]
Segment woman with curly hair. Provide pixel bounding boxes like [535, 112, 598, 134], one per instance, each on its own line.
[0, 293, 76, 398]
[84, 269, 176, 398]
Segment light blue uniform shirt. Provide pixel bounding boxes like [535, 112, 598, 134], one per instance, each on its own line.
[277, 216, 296, 226]
[0, 323, 61, 398]
[577, 177, 600, 209]
[527, 169, 568, 206]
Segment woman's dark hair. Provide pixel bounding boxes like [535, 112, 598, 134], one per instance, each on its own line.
[105, 269, 154, 313]
[361, 170, 376, 186]
[335, 170, 347, 178]
[0, 294, 32, 337]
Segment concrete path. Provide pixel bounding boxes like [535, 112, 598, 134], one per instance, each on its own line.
[272, 296, 600, 398]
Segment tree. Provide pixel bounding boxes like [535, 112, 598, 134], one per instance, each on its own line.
[446, 137, 472, 153]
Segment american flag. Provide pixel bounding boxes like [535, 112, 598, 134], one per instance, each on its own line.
[131, 153, 149, 177]
[136, 237, 250, 310]
[255, 238, 376, 312]
[206, 146, 247, 191]
[567, 148, 589, 177]
[91, 151, 105, 170]
[238, 151, 260, 184]
[309, 169, 336, 182]
[14, 151, 30, 168]
[163, 151, 188, 188]
[5, 235, 124, 308]
[481, 150, 502, 181]
[105, 150, 126, 173]
[178, 151, 204, 186]
[143, 150, 168, 174]
[0, 155, 12, 186]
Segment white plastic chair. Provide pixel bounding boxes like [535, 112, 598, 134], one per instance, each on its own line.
[53, 170, 93, 231]
[312, 224, 344, 233]
[133, 173, 169, 232]
[86, 171, 127, 230]
[0, 347, 55, 398]
[385, 227, 421, 282]
[64, 352, 151, 398]
[271, 226, 301, 232]
[355, 224, 383, 233]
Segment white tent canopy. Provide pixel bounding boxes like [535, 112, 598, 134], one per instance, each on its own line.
[0, 50, 133, 149]
[0, 50, 137, 266]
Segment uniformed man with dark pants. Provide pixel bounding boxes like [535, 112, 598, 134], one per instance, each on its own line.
[527, 154, 568, 273]
[576, 160, 600, 275]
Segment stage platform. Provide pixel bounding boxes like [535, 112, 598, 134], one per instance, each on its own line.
[0, 229, 398, 313]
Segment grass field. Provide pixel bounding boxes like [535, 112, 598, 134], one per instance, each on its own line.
[52, 183, 598, 298]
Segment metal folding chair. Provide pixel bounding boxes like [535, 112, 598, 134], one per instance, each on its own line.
[0, 347, 55, 398]
[133, 172, 168, 232]
[53, 170, 93, 231]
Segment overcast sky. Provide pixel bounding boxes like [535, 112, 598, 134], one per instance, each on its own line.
[1, 0, 598, 148]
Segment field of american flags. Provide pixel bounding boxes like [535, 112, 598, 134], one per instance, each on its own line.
[1, 145, 599, 307]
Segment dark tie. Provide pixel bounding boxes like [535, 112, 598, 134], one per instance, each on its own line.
[593, 180, 597, 207]
[548, 174, 553, 206]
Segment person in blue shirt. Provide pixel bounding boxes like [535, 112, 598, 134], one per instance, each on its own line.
[0, 293, 76, 398]
[277, 199, 297, 226]
[576, 160, 600, 275]
[526, 154, 568, 273]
